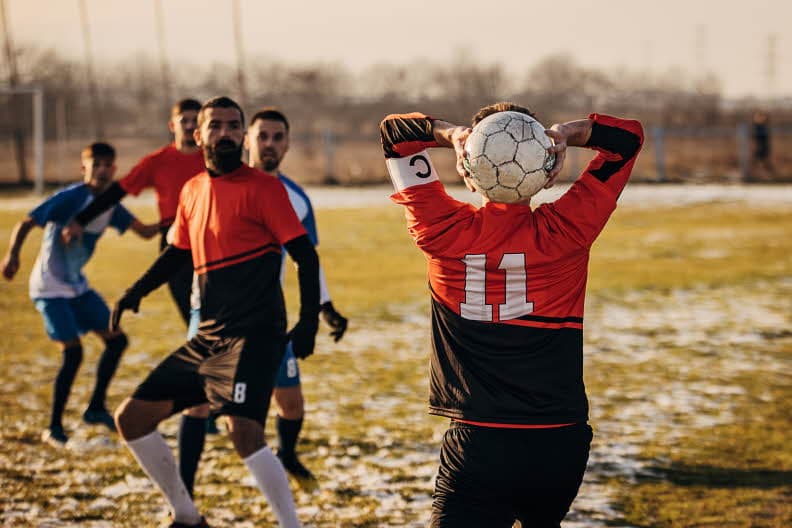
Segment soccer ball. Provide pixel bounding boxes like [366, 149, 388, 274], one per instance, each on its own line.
[463, 111, 556, 203]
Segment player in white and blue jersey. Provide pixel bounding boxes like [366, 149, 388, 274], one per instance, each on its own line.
[176, 108, 348, 496]
[1, 143, 159, 446]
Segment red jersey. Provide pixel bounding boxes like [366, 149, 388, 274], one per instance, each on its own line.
[172, 165, 307, 334]
[381, 112, 644, 425]
[119, 144, 205, 226]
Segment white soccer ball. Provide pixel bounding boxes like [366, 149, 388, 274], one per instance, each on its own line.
[463, 111, 556, 204]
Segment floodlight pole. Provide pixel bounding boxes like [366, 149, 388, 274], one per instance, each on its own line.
[154, 0, 173, 106]
[232, 0, 249, 108]
[1, 0, 29, 184]
[79, 0, 105, 138]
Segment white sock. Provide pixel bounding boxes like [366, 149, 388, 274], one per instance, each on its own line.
[244, 446, 301, 528]
[126, 431, 202, 525]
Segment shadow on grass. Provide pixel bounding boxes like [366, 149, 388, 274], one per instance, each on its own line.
[643, 463, 792, 489]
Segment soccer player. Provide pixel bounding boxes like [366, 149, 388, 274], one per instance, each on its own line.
[62, 99, 205, 325]
[112, 97, 319, 528]
[177, 107, 349, 496]
[0, 142, 159, 446]
[379, 103, 643, 527]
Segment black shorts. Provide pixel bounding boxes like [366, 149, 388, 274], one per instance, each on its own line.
[132, 330, 286, 423]
[430, 421, 593, 528]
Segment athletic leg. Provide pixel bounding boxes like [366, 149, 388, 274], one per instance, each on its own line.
[179, 403, 209, 497]
[205, 333, 299, 527]
[71, 290, 127, 428]
[84, 330, 128, 429]
[228, 415, 300, 528]
[118, 341, 210, 525]
[116, 398, 203, 525]
[429, 423, 518, 528]
[34, 297, 83, 445]
[272, 344, 316, 491]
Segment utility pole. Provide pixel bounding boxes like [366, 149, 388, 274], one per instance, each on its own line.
[232, 0, 248, 108]
[1, 0, 29, 184]
[765, 33, 777, 99]
[154, 0, 172, 107]
[79, 0, 104, 138]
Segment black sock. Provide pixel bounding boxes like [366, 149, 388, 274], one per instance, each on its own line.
[88, 333, 128, 411]
[276, 415, 303, 462]
[51, 345, 83, 429]
[178, 415, 207, 497]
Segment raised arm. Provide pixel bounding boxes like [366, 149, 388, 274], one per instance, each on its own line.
[540, 114, 644, 248]
[1, 216, 37, 280]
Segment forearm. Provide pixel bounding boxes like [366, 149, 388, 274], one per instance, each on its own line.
[6, 217, 36, 257]
[126, 245, 191, 299]
[430, 119, 462, 148]
[75, 182, 127, 226]
[559, 118, 594, 147]
[284, 235, 320, 320]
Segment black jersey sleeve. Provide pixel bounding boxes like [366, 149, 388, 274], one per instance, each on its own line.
[127, 244, 192, 300]
[74, 182, 128, 226]
[582, 114, 644, 197]
[380, 113, 440, 159]
[284, 234, 320, 321]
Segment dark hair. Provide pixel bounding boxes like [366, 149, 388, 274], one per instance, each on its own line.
[472, 102, 535, 127]
[249, 107, 289, 132]
[81, 142, 116, 161]
[170, 98, 202, 117]
[197, 96, 245, 126]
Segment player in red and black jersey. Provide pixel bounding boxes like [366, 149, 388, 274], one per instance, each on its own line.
[62, 99, 206, 325]
[380, 103, 643, 528]
[111, 97, 318, 528]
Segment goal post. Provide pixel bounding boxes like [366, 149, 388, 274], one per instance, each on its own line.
[0, 84, 45, 194]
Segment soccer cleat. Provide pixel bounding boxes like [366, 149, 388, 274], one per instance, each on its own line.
[277, 451, 319, 492]
[82, 408, 117, 432]
[166, 516, 210, 528]
[41, 425, 68, 447]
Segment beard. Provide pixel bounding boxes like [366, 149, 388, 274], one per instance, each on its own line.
[262, 156, 280, 172]
[206, 139, 243, 174]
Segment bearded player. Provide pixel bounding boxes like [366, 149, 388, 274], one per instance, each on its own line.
[177, 107, 348, 497]
[112, 97, 319, 528]
[380, 103, 643, 527]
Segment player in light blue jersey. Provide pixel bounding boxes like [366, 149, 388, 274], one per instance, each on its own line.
[176, 108, 348, 496]
[1, 143, 159, 446]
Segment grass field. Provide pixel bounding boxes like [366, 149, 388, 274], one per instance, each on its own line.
[0, 190, 790, 527]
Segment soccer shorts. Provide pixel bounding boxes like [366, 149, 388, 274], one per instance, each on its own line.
[132, 330, 286, 423]
[430, 421, 592, 528]
[188, 309, 300, 388]
[33, 290, 110, 342]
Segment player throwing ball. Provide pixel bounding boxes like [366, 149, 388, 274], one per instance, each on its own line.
[112, 97, 319, 528]
[380, 103, 643, 527]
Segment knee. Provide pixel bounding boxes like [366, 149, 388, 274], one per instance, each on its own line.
[115, 398, 161, 441]
[226, 416, 266, 458]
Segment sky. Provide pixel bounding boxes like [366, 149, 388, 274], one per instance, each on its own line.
[4, 0, 790, 98]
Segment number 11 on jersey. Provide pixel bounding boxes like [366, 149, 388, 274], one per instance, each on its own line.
[460, 253, 534, 322]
